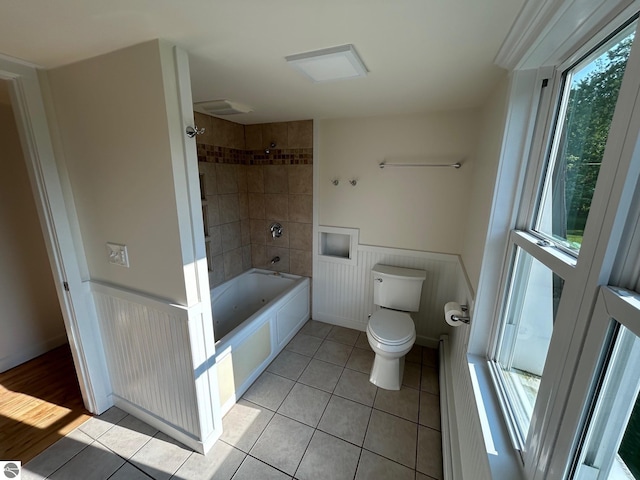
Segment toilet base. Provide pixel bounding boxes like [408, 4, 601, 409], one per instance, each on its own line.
[369, 354, 406, 390]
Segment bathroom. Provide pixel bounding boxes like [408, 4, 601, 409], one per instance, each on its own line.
[8, 1, 640, 478]
[1, 32, 499, 478]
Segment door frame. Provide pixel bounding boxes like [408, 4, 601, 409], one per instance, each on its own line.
[0, 54, 111, 413]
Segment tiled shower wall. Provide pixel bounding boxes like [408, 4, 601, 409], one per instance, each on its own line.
[195, 113, 313, 288]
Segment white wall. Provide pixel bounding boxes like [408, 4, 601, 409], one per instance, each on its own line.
[46, 41, 188, 304]
[0, 84, 66, 372]
[318, 111, 480, 254]
[461, 75, 510, 292]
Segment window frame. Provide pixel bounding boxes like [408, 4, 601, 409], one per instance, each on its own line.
[562, 287, 640, 479]
[484, 10, 640, 479]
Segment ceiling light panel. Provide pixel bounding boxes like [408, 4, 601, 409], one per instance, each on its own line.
[285, 44, 368, 83]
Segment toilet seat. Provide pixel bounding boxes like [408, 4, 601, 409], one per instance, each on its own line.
[368, 310, 415, 346]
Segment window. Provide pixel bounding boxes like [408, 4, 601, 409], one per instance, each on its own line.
[494, 248, 564, 440]
[572, 288, 640, 480]
[489, 17, 639, 463]
[535, 24, 635, 253]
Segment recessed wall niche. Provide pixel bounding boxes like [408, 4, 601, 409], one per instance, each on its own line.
[318, 226, 359, 266]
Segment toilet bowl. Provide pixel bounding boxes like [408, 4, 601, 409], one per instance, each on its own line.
[366, 264, 425, 390]
[366, 308, 416, 390]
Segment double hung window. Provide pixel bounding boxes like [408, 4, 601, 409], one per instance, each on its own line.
[572, 288, 640, 479]
[489, 15, 640, 476]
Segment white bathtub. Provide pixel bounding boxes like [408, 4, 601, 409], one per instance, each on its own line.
[211, 268, 310, 414]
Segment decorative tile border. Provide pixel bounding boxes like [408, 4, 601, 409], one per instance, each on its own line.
[197, 144, 313, 165]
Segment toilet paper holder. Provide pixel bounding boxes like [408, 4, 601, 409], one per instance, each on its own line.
[451, 304, 471, 324]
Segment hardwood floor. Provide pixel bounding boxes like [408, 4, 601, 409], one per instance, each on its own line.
[0, 344, 90, 463]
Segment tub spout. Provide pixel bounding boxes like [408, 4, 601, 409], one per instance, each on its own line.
[271, 256, 280, 264]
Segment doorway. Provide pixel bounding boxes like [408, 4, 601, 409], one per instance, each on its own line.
[0, 78, 91, 462]
[0, 54, 113, 459]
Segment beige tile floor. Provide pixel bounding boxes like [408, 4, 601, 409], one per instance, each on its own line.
[23, 321, 442, 480]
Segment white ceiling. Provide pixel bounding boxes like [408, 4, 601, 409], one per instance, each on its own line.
[0, 0, 525, 124]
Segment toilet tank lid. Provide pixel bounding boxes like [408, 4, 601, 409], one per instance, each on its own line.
[372, 264, 426, 280]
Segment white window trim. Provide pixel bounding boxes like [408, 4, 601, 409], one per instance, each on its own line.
[470, 3, 640, 479]
[549, 287, 640, 479]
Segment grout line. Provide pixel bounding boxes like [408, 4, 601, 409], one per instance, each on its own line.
[246, 452, 296, 478]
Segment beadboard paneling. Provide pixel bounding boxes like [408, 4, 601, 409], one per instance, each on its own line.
[92, 284, 200, 440]
[313, 244, 459, 345]
[444, 261, 492, 479]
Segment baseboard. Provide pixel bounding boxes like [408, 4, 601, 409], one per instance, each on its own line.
[112, 395, 220, 454]
[439, 335, 460, 480]
[0, 334, 68, 373]
[312, 313, 366, 332]
[416, 335, 440, 349]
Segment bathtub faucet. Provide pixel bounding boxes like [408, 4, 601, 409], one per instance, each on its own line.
[271, 256, 280, 264]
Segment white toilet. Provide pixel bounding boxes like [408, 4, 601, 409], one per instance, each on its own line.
[366, 264, 426, 390]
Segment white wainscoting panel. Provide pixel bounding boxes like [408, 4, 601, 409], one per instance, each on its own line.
[92, 283, 202, 444]
[314, 244, 459, 346]
[440, 261, 492, 479]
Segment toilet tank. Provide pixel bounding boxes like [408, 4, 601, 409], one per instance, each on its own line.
[372, 264, 426, 312]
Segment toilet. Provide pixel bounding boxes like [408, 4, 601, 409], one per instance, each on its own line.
[366, 264, 426, 390]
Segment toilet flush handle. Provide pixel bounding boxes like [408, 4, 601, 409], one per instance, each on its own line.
[374, 278, 383, 283]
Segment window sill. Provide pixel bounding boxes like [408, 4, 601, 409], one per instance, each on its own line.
[467, 354, 526, 480]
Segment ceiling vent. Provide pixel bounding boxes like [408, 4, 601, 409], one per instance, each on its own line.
[194, 100, 253, 116]
[285, 44, 368, 83]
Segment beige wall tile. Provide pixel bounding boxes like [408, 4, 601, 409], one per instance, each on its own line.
[199, 162, 218, 196]
[242, 245, 252, 270]
[247, 166, 264, 193]
[211, 254, 225, 287]
[210, 116, 226, 147]
[230, 121, 245, 150]
[265, 194, 289, 222]
[245, 124, 262, 150]
[216, 164, 238, 194]
[251, 243, 267, 268]
[194, 113, 214, 145]
[266, 246, 290, 273]
[288, 165, 313, 195]
[221, 221, 242, 252]
[248, 193, 265, 219]
[250, 219, 267, 245]
[223, 248, 244, 279]
[262, 122, 288, 149]
[237, 165, 248, 193]
[219, 194, 240, 223]
[289, 222, 312, 251]
[288, 120, 313, 148]
[289, 194, 312, 223]
[208, 226, 223, 256]
[241, 219, 251, 245]
[266, 220, 289, 248]
[238, 192, 249, 220]
[264, 165, 288, 194]
[290, 249, 312, 277]
[212, 116, 244, 149]
[206, 196, 221, 226]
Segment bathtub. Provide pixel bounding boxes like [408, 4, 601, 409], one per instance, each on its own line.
[211, 268, 310, 414]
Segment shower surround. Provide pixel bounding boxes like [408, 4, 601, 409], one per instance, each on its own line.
[195, 113, 313, 287]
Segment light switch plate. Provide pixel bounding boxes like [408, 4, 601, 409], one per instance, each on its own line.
[106, 242, 129, 267]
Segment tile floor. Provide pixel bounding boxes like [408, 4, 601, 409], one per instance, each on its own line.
[23, 321, 442, 480]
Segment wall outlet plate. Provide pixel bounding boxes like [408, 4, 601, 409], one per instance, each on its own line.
[106, 242, 129, 267]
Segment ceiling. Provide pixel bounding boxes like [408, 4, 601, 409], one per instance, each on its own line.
[0, 0, 525, 124]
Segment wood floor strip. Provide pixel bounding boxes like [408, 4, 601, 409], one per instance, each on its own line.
[0, 344, 90, 463]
